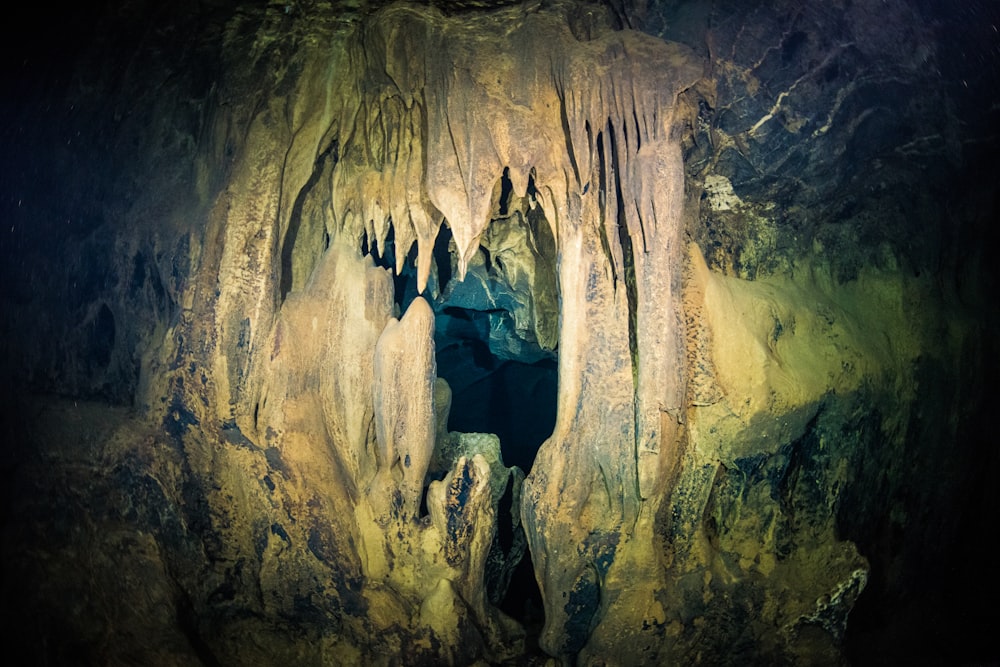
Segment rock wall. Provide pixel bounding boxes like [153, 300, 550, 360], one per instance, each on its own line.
[1, 1, 997, 665]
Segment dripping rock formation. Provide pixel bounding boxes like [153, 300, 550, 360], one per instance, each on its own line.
[1, 0, 997, 665]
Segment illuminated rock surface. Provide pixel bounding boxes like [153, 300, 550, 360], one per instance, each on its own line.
[1, 0, 997, 665]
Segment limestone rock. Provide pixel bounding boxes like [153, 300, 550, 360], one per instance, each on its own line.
[372, 296, 437, 518]
[430, 430, 528, 606]
[2, 0, 997, 665]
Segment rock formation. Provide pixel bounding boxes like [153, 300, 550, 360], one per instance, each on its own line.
[1, 0, 997, 665]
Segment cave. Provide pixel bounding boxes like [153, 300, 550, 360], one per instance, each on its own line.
[2, 1, 999, 665]
[361, 174, 559, 474]
[365, 176, 559, 629]
[437, 340, 557, 473]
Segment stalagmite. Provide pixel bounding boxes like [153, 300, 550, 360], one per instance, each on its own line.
[372, 296, 436, 518]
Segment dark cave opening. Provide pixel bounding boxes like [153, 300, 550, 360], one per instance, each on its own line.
[428, 211, 558, 475]
[431, 247, 555, 635]
[373, 215, 554, 631]
[435, 324, 557, 473]
[361, 210, 559, 477]
[433, 305, 551, 633]
[359, 190, 557, 632]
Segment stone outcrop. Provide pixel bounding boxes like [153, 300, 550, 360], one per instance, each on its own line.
[1, 1, 997, 665]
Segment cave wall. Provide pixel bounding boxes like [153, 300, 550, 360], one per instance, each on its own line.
[1, 0, 997, 665]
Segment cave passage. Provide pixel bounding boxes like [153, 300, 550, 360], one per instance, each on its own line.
[434, 313, 557, 473]
[430, 215, 556, 637]
[433, 300, 553, 637]
[370, 211, 556, 631]
[369, 198, 559, 474]
[384, 242, 559, 473]
[432, 208, 558, 474]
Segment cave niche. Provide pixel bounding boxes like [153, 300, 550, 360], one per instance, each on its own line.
[431, 177, 559, 474]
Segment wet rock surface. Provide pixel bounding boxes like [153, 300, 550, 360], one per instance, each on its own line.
[2, 0, 998, 665]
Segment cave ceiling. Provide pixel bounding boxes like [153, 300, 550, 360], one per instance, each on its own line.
[1, 0, 998, 665]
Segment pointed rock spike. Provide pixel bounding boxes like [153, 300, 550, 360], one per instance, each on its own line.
[377, 215, 391, 264]
[508, 166, 528, 201]
[415, 234, 432, 295]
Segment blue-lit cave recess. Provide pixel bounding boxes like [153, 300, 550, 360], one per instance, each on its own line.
[364, 216, 559, 476]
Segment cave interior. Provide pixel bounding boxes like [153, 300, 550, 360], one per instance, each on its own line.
[1, 0, 998, 665]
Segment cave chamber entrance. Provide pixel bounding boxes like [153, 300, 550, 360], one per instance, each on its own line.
[365, 176, 558, 632]
[372, 174, 559, 476]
